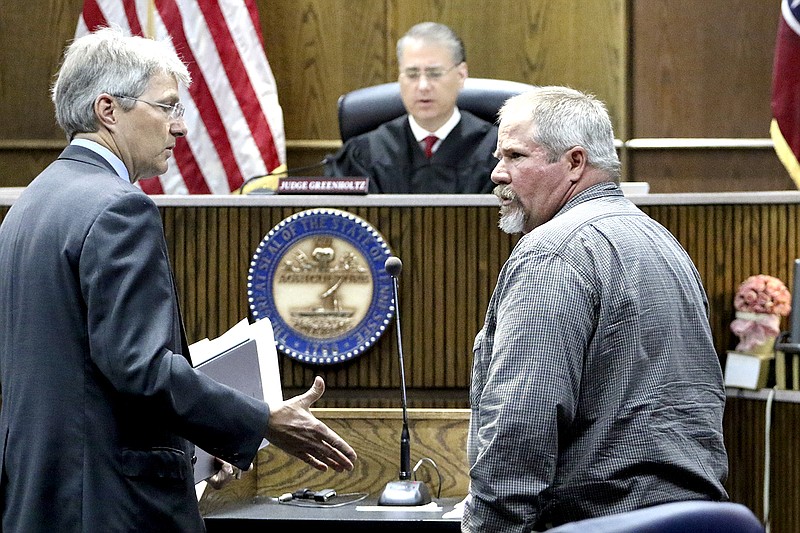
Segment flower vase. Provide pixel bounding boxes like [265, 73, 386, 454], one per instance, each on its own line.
[730, 311, 780, 356]
[728, 274, 791, 389]
[725, 311, 778, 389]
[748, 335, 776, 356]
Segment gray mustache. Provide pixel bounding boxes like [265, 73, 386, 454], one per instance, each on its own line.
[493, 184, 515, 201]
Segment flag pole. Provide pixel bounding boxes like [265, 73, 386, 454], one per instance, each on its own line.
[145, 0, 155, 38]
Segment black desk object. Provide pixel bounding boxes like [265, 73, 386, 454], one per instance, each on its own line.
[203, 496, 462, 532]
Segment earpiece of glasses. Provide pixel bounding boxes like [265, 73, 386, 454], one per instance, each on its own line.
[400, 64, 459, 81]
[111, 94, 186, 119]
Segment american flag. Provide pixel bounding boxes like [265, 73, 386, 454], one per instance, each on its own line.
[76, 0, 286, 194]
[771, 0, 800, 189]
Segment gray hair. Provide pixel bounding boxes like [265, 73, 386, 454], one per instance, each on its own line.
[396, 22, 465, 64]
[51, 26, 191, 140]
[499, 86, 621, 182]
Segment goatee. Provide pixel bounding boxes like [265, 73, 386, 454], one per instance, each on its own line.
[494, 185, 526, 234]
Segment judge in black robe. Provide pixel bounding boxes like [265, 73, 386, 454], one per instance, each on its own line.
[325, 110, 498, 194]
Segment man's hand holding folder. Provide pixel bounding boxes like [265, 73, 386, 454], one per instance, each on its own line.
[191, 318, 357, 488]
[206, 460, 249, 490]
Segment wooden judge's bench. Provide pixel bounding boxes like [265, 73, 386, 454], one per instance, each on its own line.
[2, 189, 800, 530]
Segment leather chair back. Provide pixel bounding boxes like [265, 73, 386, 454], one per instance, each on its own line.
[336, 77, 535, 142]
[546, 501, 764, 533]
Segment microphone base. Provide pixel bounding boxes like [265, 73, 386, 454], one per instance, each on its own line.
[377, 480, 432, 506]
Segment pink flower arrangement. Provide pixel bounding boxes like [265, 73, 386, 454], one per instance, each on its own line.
[730, 275, 791, 352]
[733, 274, 792, 317]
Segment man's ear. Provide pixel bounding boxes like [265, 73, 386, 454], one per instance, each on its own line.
[457, 62, 468, 88]
[94, 94, 118, 129]
[566, 146, 588, 182]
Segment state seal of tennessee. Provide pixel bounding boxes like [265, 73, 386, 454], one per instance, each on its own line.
[247, 208, 395, 365]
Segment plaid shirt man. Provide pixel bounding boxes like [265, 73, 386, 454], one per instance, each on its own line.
[465, 183, 728, 532]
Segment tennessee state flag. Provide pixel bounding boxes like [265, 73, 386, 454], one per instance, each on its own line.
[76, 0, 286, 194]
[771, 0, 800, 188]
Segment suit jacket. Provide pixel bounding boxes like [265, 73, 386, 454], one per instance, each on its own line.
[0, 145, 270, 532]
[325, 110, 498, 193]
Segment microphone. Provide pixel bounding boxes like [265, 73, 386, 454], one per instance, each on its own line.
[237, 157, 331, 194]
[377, 256, 432, 506]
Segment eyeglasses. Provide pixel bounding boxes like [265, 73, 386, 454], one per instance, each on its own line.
[400, 64, 460, 82]
[111, 94, 186, 120]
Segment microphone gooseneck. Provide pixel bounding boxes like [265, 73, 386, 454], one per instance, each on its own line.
[377, 255, 433, 506]
[385, 256, 410, 480]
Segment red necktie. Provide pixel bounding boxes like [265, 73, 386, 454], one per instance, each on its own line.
[423, 135, 438, 158]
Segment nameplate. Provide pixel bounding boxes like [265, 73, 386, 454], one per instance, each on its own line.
[277, 176, 369, 194]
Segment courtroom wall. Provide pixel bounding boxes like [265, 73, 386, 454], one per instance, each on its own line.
[0, 0, 792, 192]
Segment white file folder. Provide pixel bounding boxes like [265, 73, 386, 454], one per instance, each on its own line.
[190, 318, 281, 484]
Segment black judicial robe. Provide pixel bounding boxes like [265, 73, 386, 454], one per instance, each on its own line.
[325, 110, 498, 194]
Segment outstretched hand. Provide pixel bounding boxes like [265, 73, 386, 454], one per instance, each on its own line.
[266, 376, 357, 472]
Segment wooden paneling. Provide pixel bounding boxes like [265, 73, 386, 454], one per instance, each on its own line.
[253, 409, 470, 499]
[0, 146, 64, 187]
[160, 203, 517, 405]
[198, 396, 800, 533]
[8, 192, 800, 525]
[0, 0, 82, 140]
[5, 198, 799, 405]
[157, 201, 800, 402]
[199, 408, 470, 513]
[629, 149, 795, 193]
[260, 0, 391, 140]
[641, 202, 800, 360]
[387, 0, 627, 135]
[630, 0, 779, 138]
[723, 393, 800, 533]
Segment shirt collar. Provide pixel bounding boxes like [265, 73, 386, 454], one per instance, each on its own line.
[408, 107, 462, 142]
[555, 182, 622, 218]
[70, 138, 130, 183]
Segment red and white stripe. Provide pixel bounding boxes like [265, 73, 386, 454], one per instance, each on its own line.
[76, 0, 285, 194]
[771, 0, 800, 188]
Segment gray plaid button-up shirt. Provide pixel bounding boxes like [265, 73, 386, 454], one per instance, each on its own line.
[465, 183, 728, 532]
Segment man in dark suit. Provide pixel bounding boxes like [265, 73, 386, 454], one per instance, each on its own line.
[0, 27, 356, 532]
[325, 22, 498, 193]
